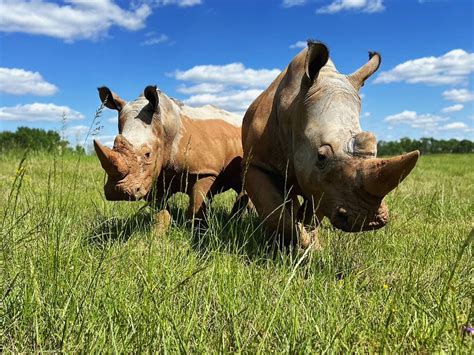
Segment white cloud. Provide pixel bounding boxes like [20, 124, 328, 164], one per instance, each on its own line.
[374, 49, 474, 85]
[317, 0, 384, 14]
[0, 103, 84, 122]
[141, 33, 168, 46]
[282, 0, 307, 7]
[361, 111, 371, 118]
[0, 0, 152, 41]
[183, 89, 263, 114]
[439, 122, 469, 130]
[155, 0, 202, 6]
[177, 83, 226, 94]
[384, 110, 448, 130]
[441, 104, 464, 113]
[64, 125, 89, 136]
[289, 41, 307, 49]
[0, 67, 58, 96]
[173, 63, 280, 88]
[172, 63, 281, 114]
[442, 89, 474, 103]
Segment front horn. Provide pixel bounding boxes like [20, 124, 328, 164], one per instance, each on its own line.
[93, 139, 124, 177]
[360, 150, 420, 198]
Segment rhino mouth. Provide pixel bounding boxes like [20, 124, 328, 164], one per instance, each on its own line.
[104, 181, 148, 201]
[329, 203, 389, 232]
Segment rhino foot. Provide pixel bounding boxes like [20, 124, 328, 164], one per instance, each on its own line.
[154, 209, 172, 237]
[297, 222, 322, 251]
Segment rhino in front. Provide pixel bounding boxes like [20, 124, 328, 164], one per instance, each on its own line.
[242, 41, 419, 246]
[94, 85, 245, 221]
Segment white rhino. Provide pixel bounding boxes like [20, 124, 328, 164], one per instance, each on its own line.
[242, 41, 419, 247]
[94, 85, 246, 221]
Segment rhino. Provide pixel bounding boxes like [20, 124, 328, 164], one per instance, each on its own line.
[242, 41, 419, 247]
[93, 85, 246, 222]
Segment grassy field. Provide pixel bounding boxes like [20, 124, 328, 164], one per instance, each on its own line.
[0, 151, 473, 352]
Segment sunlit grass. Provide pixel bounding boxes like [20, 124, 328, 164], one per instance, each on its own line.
[0, 152, 472, 352]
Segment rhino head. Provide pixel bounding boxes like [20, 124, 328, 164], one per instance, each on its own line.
[291, 42, 419, 232]
[94, 86, 167, 201]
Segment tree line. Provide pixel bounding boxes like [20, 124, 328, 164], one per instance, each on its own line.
[0, 127, 84, 153]
[0, 127, 472, 155]
[377, 137, 473, 155]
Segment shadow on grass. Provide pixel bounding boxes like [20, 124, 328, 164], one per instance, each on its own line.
[84, 200, 341, 270]
[85, 207, 156, 247]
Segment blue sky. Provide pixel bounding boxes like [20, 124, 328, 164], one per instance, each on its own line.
[0, 0, 473, 148]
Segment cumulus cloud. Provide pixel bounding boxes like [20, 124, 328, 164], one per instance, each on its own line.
[282, 0, 307, 7]
[141, 33, 168, 46]
[182, 90, 263, 114]
[155, 0, 202, 6]
[289, 41, 307, 49]
[384, 110, 448, 130]
[176, 83, 226, 94]
[442, 89, 474, 103]
[317, 0, 384, 14]
[0, 0, 155, 41]
[0, 103, 84, 122]
[439, 122, 469, 130]
[172, 63, 281, 114]
[0, 67, 58, 96]
[374, 49, 474, 85]
[63, 125, 89, 136]
[441, 104, 464, 113]
[174, 63, 280, 88]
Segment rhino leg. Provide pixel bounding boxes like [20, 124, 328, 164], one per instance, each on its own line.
[229, 192, 255, 218]
[244, 166, 300, 246]
[295, 198, 324, 250]
[186, 175, 216, 221]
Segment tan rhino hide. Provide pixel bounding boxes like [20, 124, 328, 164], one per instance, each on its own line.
[242, 41, 419, 246]
[94, 85, 246, 221]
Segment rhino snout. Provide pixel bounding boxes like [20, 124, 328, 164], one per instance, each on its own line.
[329, 203, 389, 232]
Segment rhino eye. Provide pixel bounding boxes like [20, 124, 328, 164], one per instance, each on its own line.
[144, 152, 151, 159]
[316, 145, 332, 168]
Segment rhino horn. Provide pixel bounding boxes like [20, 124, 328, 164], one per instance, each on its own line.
[93, 139, 127, 177]
[360, 150, 420, 198]
[348, 51, 381, 90]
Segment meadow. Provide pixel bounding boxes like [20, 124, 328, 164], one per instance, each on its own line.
[0, 151, 473, 352]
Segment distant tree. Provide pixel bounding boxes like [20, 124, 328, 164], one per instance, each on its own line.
[75, 145, 86, 154]
[0, 127, 70, 152]
[377, 137, 474, 156]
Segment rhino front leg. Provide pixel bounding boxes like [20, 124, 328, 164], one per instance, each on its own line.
[296, 198, 324, 250]
[244, 166, 300, 246]
[186, 175, 216, 221]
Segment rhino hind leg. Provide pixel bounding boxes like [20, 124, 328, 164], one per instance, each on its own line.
[229, 192, 256, 218]
[186, 175, 217, 222]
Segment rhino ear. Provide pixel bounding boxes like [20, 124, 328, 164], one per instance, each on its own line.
[348, 51, 381, 90]
[305, 41, 329, 82]
[144, 85, 159, 112]
[98, 86, 126, 111]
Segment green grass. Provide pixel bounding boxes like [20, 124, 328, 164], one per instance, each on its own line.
[1, 151, 473, 352]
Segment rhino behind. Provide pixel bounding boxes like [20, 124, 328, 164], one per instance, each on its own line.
[94, 85, 246, 221]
